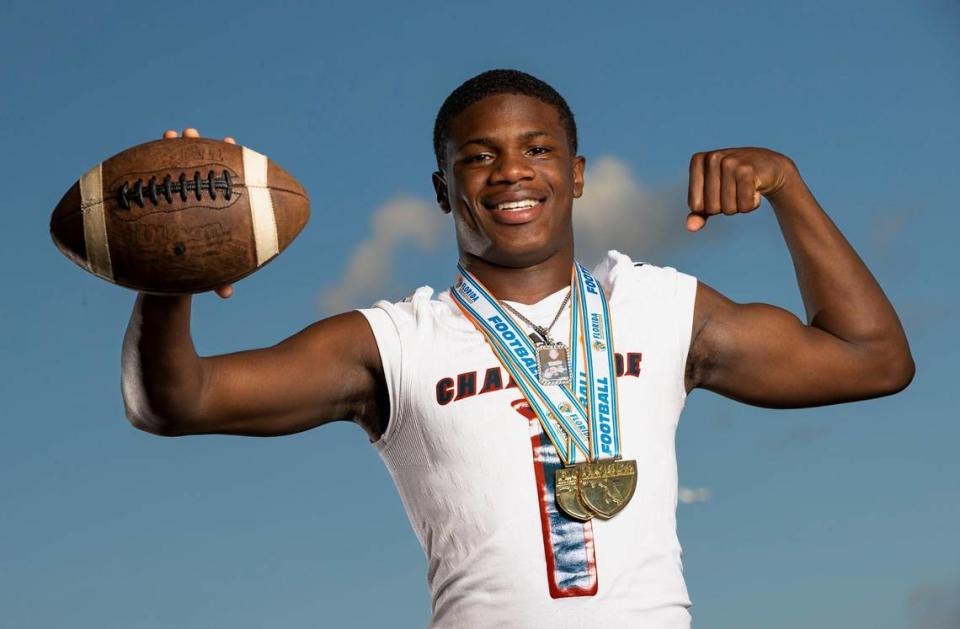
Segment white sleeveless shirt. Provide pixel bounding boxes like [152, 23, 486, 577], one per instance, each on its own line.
[359, 251, 698, 628]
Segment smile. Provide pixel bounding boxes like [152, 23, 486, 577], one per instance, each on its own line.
[482, 197, 546, 225]
[494, 198, 541, 211]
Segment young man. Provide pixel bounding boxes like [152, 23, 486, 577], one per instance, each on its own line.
[122, 70, 914, 627]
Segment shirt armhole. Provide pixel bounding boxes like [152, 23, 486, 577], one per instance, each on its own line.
[357, 306, 404, 449]
[675, 271, 698, 405]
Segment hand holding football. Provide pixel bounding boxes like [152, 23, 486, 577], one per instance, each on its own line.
[50, 131, 310, 294]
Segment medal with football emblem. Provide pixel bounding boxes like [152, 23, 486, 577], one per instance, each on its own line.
[452, 263, 635, 523]
[577, 459, 637, 519]
[555, 465, 594, 521]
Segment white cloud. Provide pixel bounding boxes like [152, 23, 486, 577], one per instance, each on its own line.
[908, 580, 960, 629]
[573, 156, 679, 265]
[320, 156, 687, 311]
[678, 486, 711, 504]
[319, 196, 442, 312]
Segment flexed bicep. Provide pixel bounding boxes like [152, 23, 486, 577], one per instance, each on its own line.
[685, 281, 912, 408]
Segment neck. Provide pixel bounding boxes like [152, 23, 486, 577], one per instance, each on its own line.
[460, 249, 574, 305]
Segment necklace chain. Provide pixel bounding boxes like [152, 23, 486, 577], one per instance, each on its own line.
[501, 289, 571, 344]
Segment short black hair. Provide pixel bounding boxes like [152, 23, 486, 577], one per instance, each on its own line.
[433, 69, 578, 170]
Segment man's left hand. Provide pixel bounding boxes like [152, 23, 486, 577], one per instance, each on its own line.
[686, 147, 798, 232]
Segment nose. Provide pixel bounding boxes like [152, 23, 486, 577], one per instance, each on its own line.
[490, 149, 535, 185]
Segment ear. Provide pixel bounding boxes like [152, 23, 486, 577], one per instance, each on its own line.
[432, 171, 452, 214]
[572, 155, 586, 199]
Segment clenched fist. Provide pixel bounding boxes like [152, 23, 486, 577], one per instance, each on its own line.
[686, 147, 797, 232]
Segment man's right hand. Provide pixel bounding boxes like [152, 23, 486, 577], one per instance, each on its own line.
[120, 130, 390, 441]
[161, 127, 235, 300]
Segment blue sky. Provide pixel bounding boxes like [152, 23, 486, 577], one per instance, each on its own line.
[1, 1, 957, 627]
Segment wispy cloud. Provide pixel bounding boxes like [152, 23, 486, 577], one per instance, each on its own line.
[319, 196, 442, 313]
[908, 579, 960, 629]
[769, 425, 832, 450]
[321, 156, 691, 311]
[900, 300, 950, 336]
[573, 156, 710, 265]
[678, 486, 711, 504]
[866, 207, 920, 262]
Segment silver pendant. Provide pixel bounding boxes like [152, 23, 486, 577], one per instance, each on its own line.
[536, 342, 571, 386]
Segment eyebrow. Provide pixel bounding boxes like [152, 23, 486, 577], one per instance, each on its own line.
[457, 130, 549, 152]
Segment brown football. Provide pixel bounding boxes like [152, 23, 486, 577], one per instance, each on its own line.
[50, 137, 310, 294]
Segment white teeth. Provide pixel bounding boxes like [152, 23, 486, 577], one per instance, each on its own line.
[495, 199, 539, 211]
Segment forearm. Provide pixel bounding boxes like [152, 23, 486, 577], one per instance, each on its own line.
[121, 294, 206, 433]
[768, 168, 913, 376]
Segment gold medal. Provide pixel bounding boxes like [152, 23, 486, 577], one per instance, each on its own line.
[555, 466, 593, 521]
[576, 459, 637, 519]
[452, 265, 636, 522]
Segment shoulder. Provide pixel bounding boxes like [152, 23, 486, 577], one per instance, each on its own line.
[591, 250, 697, 302]
[354, 285, 469, 444]
[358, 285, 472, 336]
[593, 251, 700, 389]
[355, 284, 476, 379]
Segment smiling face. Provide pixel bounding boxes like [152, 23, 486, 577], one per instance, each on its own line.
[433, 93, 585, 269]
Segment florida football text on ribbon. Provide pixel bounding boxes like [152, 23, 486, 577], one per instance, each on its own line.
[451, 263, 622, 466]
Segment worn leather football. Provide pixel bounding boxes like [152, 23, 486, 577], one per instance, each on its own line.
[50, 137, 310, 293]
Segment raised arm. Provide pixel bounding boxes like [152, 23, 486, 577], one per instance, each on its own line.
[683, 147, 914, 407]
[122, 129, 386, 439]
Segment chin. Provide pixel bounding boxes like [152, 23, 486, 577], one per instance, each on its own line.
[482, 235, 568, 269]
[456, 212, 573, 269]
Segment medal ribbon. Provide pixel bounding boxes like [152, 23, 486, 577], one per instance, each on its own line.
[451, 263, 621, 465]
[572, 261, 622, 460]
[453, 269, 588, 463]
